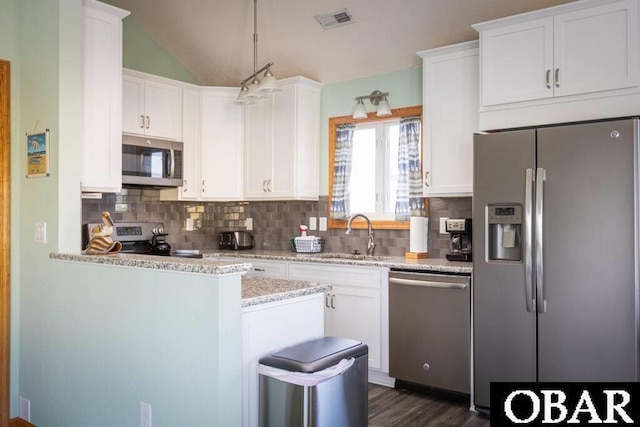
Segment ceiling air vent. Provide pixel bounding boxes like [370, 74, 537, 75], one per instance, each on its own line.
[315, 9, 355, 30]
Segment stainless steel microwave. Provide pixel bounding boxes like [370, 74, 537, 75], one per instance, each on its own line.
[122, 135, 183, 187]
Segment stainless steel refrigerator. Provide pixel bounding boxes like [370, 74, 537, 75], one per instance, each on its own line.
[473, 118, 640, 411]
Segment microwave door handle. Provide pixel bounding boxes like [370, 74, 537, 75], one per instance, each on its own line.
[169, 149, 175, 178]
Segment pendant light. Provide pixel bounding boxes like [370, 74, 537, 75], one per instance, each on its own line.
[235, 0, 279, 104]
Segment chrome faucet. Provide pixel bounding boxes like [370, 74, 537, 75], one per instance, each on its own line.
[345, 213, 376, 256]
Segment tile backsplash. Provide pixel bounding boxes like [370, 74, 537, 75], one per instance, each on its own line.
[82, 190, 472, 258]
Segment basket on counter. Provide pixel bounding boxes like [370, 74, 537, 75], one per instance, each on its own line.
[290, 236, 325, 253]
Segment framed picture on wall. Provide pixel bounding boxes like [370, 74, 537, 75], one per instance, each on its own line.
[26, 128, 50, 178]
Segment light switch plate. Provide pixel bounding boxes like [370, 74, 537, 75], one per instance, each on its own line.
[309, 217, 317, 231]
[35, 221, 47, 244]
[246, 217, 253, 231]
[19, 397, 30, 421]
[319, 217, 327, 232]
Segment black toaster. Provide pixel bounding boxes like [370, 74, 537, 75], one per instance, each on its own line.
[218, 231, 255, 250]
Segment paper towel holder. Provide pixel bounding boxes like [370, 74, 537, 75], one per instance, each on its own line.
[406, 216, 429, 260]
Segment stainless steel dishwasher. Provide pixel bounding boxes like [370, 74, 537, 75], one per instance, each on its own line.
[389, 269, 471, 396]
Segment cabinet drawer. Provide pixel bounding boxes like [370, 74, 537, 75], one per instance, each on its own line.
[245, 260, 288, 279]
[289, 263, 382, 289]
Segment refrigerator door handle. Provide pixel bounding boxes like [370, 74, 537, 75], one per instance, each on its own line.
[525, 168, 534, 312]
[536, 167, 547, 313]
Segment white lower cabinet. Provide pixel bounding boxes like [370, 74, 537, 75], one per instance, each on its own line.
[288, 262, 388, 371]
[242, 293, 324, 427]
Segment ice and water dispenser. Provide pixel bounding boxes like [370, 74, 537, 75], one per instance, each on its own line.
[487, 205, 522, 262]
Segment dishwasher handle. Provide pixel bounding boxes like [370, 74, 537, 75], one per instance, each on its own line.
[389, 277, 467, 290]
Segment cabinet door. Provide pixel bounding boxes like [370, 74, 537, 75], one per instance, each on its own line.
[200, 89, 244, 200]
[481, 17, 554, 106]
[143, 80, 181, 140]
[422, 46, 478, 197]
[270, 86, 295, 198]
[553, 0, 638, 97]
[244, 100, 272, 198]
[329, 285, 382, 370]
[81, 2, 126, 192]
[179, 88, 201, 200]
[122, 75, 145, 135]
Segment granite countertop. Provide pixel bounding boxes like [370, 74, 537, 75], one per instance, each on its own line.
[242, 276, 330, 308]
[50, 252, 329, 307]
[50, 252, 252, 276]
[208, 249, 473, 274]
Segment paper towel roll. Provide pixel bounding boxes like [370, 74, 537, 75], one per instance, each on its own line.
[409, 217, 429, 253]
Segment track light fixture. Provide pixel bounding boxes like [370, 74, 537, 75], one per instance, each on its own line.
[352, 90, 391, 119]
[235, 0, 280, 105]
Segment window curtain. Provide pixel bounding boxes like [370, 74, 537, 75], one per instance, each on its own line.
[330, 124, 356, 220]
[395, 116, 425, 220]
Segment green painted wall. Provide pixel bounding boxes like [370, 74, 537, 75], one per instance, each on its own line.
[4, 0, 242, 424]
[122, 18, 201, 84]
[319, 67, 423, 195]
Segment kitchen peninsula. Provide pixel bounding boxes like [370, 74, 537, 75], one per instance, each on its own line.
[50, 252, 329, 427]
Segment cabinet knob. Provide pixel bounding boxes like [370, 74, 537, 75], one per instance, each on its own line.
[423, 363, 430, 371]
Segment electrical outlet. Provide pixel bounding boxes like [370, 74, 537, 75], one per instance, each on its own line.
[19, 397, 30, 422]
[309, 217, 317, 231]
[439, 217, 449, 234]
[319, 217, 327, 232]
[140, 402, 152, 427]
[246, 217, 253, 231]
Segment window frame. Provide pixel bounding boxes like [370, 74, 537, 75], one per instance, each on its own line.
[328, 105, 426, 230]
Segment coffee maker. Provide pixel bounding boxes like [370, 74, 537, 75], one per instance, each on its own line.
[445, 218, 472, 262]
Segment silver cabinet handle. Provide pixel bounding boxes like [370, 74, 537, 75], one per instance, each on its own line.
[325, 293, 330, 308]
[330, 294, 335, 309]
[267, 179, 272, 192]
[524, 168, 534, 312]
[535, 167, 546, 314]
[183, 179, 188, 193]
[424, 171, 430, 188]
[202, 179, 205, 193]
[554, 68, 560, 88]
[253, 268, 266, 272]
[389, 277, 467, 290]
[146, 115, 150, 129]
[262, 180, 267, 192]
[546, 70, 551, 89]
[140, 115, 145, 129]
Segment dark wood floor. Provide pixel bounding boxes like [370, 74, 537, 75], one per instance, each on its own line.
[368, 384, 491, 427]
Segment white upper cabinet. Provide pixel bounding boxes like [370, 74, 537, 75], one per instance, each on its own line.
[418, 41, 479, 197]
[474, 0, 640, 129]
[122, 69, 182, 140]
[160, 86, 243, 202]
[81, 0, 129, 193]
[244, 77, 321, 201]
[200, 88, 244, 200]
[553, 1, 638, 97]
[479, 18, 553, 106]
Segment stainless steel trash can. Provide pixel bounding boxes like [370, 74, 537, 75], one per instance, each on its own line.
[258, 336, 369, 427]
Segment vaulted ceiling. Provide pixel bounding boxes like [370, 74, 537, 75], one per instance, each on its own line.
[107, 0, 576, 86]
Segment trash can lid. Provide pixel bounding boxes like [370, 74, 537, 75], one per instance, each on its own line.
[259, 336, 369, 373]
